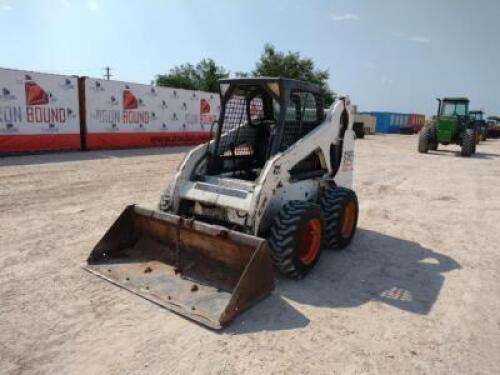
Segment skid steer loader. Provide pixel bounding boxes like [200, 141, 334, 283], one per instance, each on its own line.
[86, 78, 359, 329]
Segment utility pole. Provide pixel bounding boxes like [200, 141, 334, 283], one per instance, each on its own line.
[104, 66, 112, 80]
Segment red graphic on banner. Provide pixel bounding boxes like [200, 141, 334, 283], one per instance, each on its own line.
[25, 81, 49, 106]
[200, 98, 210, 114]
[123, 90, 138, 109]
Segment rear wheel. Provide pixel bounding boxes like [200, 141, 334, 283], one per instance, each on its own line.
[418, 127, 431, 153]
[428, 126, 438, 150]
[461, 129, 475, 157]
[268, 201, 325, 279]
[320, 187, 359, 250]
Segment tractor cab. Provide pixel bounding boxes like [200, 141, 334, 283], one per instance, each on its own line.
[469, 110, 484, 121]
[438, 97, 469, 118]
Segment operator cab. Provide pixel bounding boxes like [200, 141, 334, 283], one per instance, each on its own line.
[207, 78, 325, 181]
[438, 97, 469, 118]
[469, 110, 484, 121]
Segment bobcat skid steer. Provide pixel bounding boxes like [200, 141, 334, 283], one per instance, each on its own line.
[85, 78, 359, 329]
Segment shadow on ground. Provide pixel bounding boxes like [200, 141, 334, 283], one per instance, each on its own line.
[427, 149, 500, 159]
[0, 146, 193, 166]
[227, 228, 460, 334]
[472, 151, 500, 159]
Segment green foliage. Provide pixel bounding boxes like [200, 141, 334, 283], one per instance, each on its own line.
[252, 44, 335, 106]
[154, 45, 335, 106]
[155, 58, 229, 92]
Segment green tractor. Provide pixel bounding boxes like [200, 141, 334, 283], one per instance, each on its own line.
[418, 97, 477, 156]
[470, 110, 488, 142]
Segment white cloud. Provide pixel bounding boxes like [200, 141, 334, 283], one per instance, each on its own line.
[86, 0, 97, 11]
[408, 36, 430, 43]
[331, 13, 360, 21]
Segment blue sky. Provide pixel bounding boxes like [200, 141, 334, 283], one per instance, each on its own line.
[1, 0, 499, 115]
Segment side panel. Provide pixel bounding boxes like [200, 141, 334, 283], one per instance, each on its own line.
[436, 118, 457, 143]
[389, 113, 401, 133]
[254, 99, 355, 234]
[84, 78, 219, 149]
[0, 68, 80, 153]
[372, 112, 391, 133]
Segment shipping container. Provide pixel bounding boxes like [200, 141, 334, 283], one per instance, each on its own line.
[399, 113, 413, 134]
[82, 77, 219, 150]
[370, 112, 397, 133]
[370, 111, 424, 134]
[409, 113, 425, 133]
[0, 68, 81, 153]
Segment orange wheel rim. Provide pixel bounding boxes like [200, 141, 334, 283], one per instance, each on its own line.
[300, 218, 321, 265]
[341, 201, 356, 238]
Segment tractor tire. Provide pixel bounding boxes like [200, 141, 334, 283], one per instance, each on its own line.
[461, 129, 475, 157]
[418, 127, 431, 153]
[428, 126, 438, 151]
[158, 187, 172, 212]
[268, 201, 325, 279]
[320, 187, 359, 250]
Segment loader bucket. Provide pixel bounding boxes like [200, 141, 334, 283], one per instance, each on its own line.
[85, 205, 274, 329]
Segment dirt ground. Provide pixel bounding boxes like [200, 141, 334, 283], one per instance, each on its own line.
[1, 134, 499, 375]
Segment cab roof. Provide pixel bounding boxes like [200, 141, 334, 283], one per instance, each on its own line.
[218, 77, 321, 95]
[442, 97, 469, 103]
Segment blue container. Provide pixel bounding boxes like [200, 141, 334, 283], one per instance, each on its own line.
[400, 114, 410, 131]
[370, 112, 394, 133]
[370, 112, 411, 133]
[390, 113, 402, 133]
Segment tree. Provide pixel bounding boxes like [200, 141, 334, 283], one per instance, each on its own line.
[252, 44, 335, 106]
[155, 58, 229, 92]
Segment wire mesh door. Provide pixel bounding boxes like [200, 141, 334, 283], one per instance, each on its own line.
[215, 94, 264, 166]
[279, 91, 323, 151]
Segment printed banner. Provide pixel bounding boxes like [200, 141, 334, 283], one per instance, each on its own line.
[84, 78, 220, 149]
[0, 68, 80, 152]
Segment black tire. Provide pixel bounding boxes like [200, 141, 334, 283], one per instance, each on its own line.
[268, 201, 325, 279]
[418, 127, 431, 153]
[461, 129, 475, 157]
[158, 187, 171, 212]
[428, 126, 438, 150]
[320, 187, 359, 250]
[353, 122, 365, 139]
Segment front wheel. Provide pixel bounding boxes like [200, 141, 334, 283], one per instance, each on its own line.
[418, 127, 431, 153]
[461, 129, 475, 157]
[268, 201, 325, 279]
[320, 187, 359, 250]
[428, 126, 438, 150]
